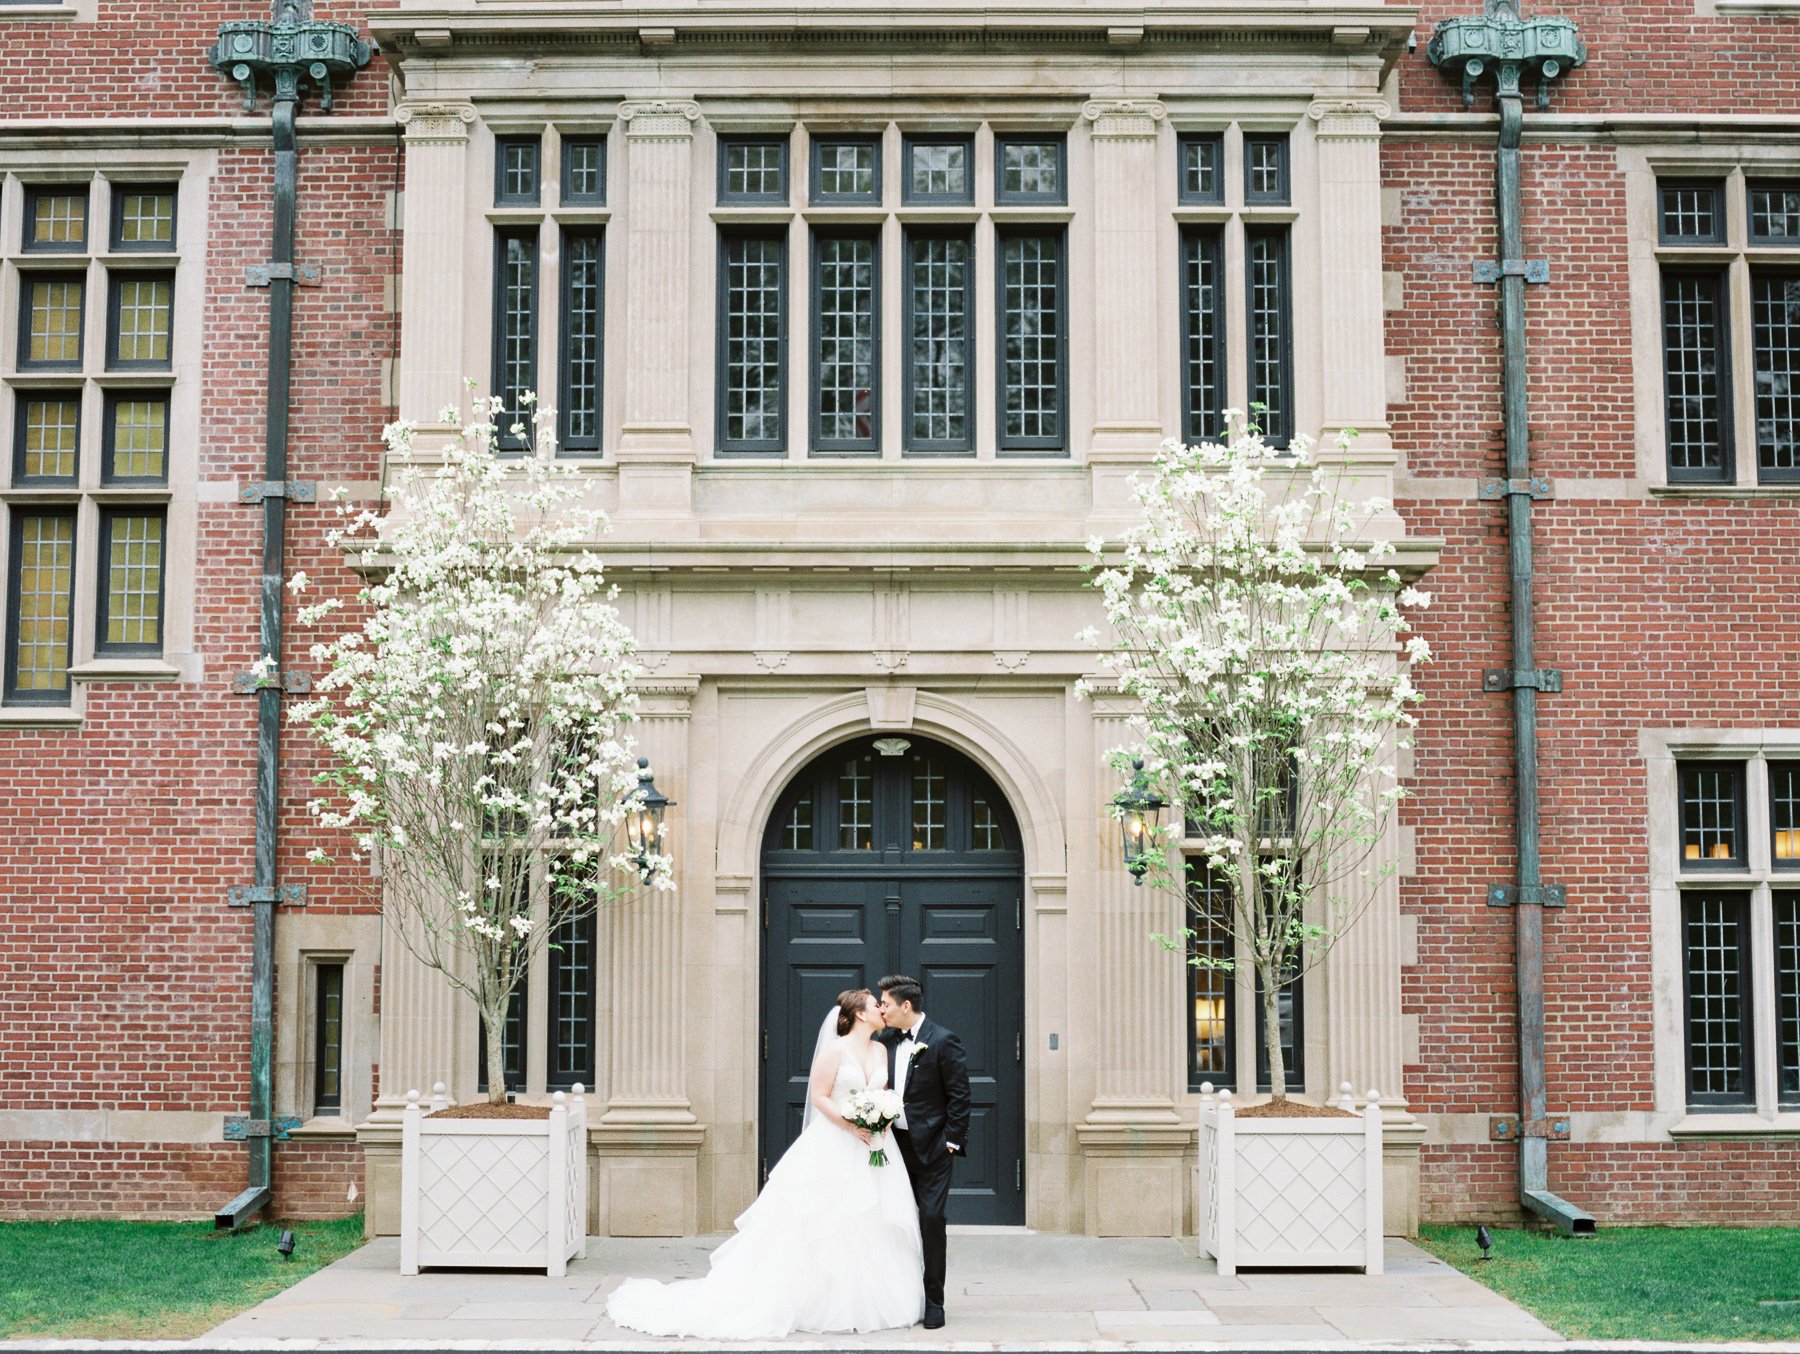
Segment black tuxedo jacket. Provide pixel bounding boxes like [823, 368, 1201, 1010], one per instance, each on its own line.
[878, 1017, 972, 1165]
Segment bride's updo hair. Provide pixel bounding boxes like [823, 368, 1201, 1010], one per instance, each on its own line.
[835, 988, 873, 1036]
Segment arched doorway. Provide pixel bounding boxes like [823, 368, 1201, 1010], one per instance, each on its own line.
[759, 733, 1025, 1225]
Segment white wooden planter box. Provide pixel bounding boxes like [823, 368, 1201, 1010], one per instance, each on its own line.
[400, 1082, 588, 1276]
[1198, 1083, 1383, 1276]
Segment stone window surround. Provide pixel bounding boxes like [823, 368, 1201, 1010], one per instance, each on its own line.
[0, 154, 209, 729]
[0, 0, 98, 25]
[1644, 727, 1800, 1138]
[454, 99, 1331, 465]
[1623, 143, 1800, 499]
[276, 912, 380, 1136]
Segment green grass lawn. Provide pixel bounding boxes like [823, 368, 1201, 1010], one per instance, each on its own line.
[1418, 1222, 1800, 1342]
[0, 1215, 365, 1340]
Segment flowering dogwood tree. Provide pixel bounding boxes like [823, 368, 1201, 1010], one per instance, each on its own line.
[292, 397, 670, 1103]
[1081, 419, 1430, 1101]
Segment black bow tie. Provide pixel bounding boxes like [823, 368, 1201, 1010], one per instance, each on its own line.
[901, 1028, 916, 1041]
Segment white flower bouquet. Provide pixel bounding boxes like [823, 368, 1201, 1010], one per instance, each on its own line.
[845, 1088, 905, 1166]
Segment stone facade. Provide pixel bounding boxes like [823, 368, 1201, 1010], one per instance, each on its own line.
[3, 0, 1800, 1233]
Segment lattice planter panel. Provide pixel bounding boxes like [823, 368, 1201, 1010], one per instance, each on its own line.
[1198, 1083, 1383, 1275]
[399, 1084, 589, 1276]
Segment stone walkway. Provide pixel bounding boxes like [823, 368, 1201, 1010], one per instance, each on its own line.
[201, 1231, 1561, 1346]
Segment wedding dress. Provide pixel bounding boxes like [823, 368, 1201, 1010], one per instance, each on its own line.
[605, 1039, 925, 1338]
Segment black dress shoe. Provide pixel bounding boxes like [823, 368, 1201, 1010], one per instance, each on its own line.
[922, 1304, 945, 1329]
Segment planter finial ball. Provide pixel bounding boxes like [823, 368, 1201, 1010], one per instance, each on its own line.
[1200, 1081, 1214, 1095]
[406, 1089, 419, 1105]
[1217, 1088, 1232, 1106]
[552, 1091, 566, 1107]
[572, 1083, 585, 1096]
[1367, 1088, 1380, 1104]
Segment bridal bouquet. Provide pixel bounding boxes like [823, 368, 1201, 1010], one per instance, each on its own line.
[844, 1088, 905, 1166]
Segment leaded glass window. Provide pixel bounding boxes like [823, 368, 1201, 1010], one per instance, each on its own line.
[1778, 891, 1800, 1106]
[103, 394, 168, 482]
[1181, 227, 1224, 443]
[1751, 270, 1800, 482]
[783, 792, 813, 850]
[720, 137, 788, 204]
[971, 793, 1002, 851]
[838, 753, 874, 850]
[108, 273, 173, 368]
[1683, 891, 1753, 1107]
[995, 136, 1064, 205]
[314, 963, 344, 1113]
[912, 757, 946, 850]
[96, 509, 164, 653]
[1660, 181, 1724, 245]
[495, 135, 541, 206]
[558, 227, 603, 455]
[561, 137, 605, 205]
[1772, 762, 1800, 869]
[904, 230, 972, 453]
[1748, 180, 1800, 245]
[1247, 227, 1293, 446]
[1662, 270, 1730, 482]
[903, 136, 972, 205]
[14, 395, 79, 483]
[112, 185, 175, 251]
[718, 231, 786, 453]
[1187, 863, 1235, 1089]
[1244, 134, 1290, 205]
[812, 231, 879, 453]
[811, 138, 880, 204]
[24, 187, 86, 253]
[1680, 762, 1745, 868]
[5, 509, 76, 704]
[21, 273, 84, 369]
[548, 903, 597, 1090]
[491, 228, 538, 453]
[1178, 134, 1224, 205]
[997, 229, 1065, 453]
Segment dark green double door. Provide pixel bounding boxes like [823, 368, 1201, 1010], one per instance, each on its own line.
[759, 737, 1025, 1225]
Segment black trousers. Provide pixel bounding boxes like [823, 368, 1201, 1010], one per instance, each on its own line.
[895, 1132, 953, 1307]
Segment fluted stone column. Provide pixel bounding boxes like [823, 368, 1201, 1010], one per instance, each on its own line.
[1083, 101, 1170, 534]
[1309, 99, 1393, 453]
[1076, 707, 1192, 1236]
[394, 103, 476, 439]
[614, 101, 701, 531]
[593, 679, 706, 1235]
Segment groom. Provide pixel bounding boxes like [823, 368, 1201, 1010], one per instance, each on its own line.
[876, 974, 971, 1331]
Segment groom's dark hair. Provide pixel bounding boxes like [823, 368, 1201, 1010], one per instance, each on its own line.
[878, 974, 923, 1010]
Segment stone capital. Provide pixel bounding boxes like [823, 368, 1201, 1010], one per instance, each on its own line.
[1306, 99, 1392, 141]
[395, 102, 476, 143]
[619, 100, 702, 141]
[1082, 99, 1166, 140]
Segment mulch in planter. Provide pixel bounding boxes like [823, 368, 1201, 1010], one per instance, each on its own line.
[430, 1101, 555, 1120]
[1235, 1099, 1356, 1119]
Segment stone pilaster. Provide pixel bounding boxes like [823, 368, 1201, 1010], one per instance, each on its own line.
[614, 101, 701, 531]
[593, 678, 706, 1235]
[1076, 708, 1192, 1236]
[394, 103, 476, 437]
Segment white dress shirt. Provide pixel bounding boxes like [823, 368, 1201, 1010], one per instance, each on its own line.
[894, 1013, 926, 1130]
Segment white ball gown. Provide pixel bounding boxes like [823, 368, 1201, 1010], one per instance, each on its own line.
[605, 1044, 925, 1338]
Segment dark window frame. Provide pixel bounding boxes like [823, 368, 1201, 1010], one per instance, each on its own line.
[1243, 133, 1291, 206]
[1660, 265, 1734, 484]
[1245, 224, 1295, 448]
[3, 505, 77, 707]
[901, 226, 976, 455]
[1682, 890, 1756, 1110]
[547, 904, 598, 1091]
[1180, 224, 1226, 444]
[1177, 133, 1226, 206]
[1748, 179, 1800, 246]
[901, 134, 976, 206]
[17, 269, 86, 372]
[494, 134, 542, 207]
[557, 225, 604, 456]
[994, 134, 1067, 206]
[1771, 761, 1800, 873]
[313, 961, 346, 1114]
[109, 183, 179, 253]
[1748, 265, 1800, 485]
[12, 391, 82, 485]
[1254, 960, 1307, 1094]
[94, 505, 167, 657]
[1186, 862, 1237, 1093]
[476, 986, 529, 1097]
[808, 135, 883, 206]
[715, 226, 789, 456]
[559, 136, 606, 206]
[810, 226, 882, 456]
[1679, 761, 1748, 871]
[101, 389, 171, 484]
[490, 226, 539, 454]
[717, 135, 791, 206]
[21, 185, 89, 255]
[1777, 889, 1800, 1108]
[994, 225, 1069, 456]
[105, 268, 175, 371]
[1659, 178, 1727, 246]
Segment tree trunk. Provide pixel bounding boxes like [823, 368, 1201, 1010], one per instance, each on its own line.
[1261, 956, 1287, 1101]
[483, 1000, 510, 1104]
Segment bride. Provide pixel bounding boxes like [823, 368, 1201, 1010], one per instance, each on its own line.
[605, 988, 925, 1337]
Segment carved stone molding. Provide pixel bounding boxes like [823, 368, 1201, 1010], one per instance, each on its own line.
[619, 100, 702, 141]
[1306, 99, 1392, 141]
[994, 650, 1031, 672]
[395, 102, 475, 143]
[1082, 99, 1166, 140]
[752, 650, 788, 673]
